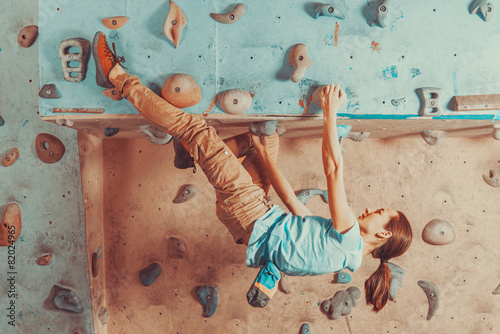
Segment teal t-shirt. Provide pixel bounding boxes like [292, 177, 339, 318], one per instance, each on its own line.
[246, 205, 363, 276]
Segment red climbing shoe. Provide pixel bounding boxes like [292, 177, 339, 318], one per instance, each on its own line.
[92, 31, 126, 88]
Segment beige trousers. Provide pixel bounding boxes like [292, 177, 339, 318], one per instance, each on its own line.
[109, 66, 278, 243]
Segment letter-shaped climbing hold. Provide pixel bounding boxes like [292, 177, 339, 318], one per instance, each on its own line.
[163, 0, 187, 48]
[140, 125, 172, 145]
[422, 219, 456, 246]
[211, 4, 246, 24]
[2, 148, 20, 167]
[39, 84, 60, 99]
[333, 272, 352, 284]
[92, 252, 100, 278]
[470, 0, 494, 22]
[102, 88, 123, 101]
[58, 38, 91, 82]
[52, 285, 84, 313]
[18, 25, 38, 48]
[314, 4, 345, 19]
[102, 16, 130, 30]
[300, 323, 311, 334]
[421, 131, 447, 146]
[418, 280, 439, 320]
[321, 286, 361, 320]
[249, 121, 278, 136]
[167, 237, 187, 257]
[289, 44, 312, 83]
[104, 128, 120, 137]
[161, 73, 201, 108]
[37, 254, 53, 266]
[196, 285, 219, 317]
[387, 262, 405, 301]
[279, 272, 291, 294]
[220, 89, 252, 115]
[139, 262, 162, 286]
[483, 170, 500, 187]
[0, 203, 22, 247]
[35, 133, 66, 164]
[173, 184, 197, 203]
[416, 88, 442, 117]
[371, 0, 391, 27]
[296, 189, 328, 205]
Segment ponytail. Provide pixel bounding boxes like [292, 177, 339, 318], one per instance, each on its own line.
[364, 211, 412, 312]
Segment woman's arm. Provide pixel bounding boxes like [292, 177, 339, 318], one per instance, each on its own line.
[251, 134, 312, 217]
[321, 84, 357, 234]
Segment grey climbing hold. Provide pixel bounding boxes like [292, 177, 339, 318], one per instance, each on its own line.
[140, 125, 172, 145]
[483, 170, 500, 187]
[196, 285, 219, 317]
[55, 119, 74, 127]
[492, 284, 500, 295]
[314, 4, 345, 19]
[296, 189, 328, 205]
[300, 323, 311, 333]
[333, 272, 352, 284]
[39, 84, 60, 99]
[167, 237, 187, 257]
[0, 116, 5, 126]
[421, 131, 447, 146]
[249, 121, 278, 136]
[470, 0, 494, 22]
[139, 262, 162, 286]
[104, 128, 119, 137]
[418, 280, 439, 320]
[391, 97, 407, 107]
[387, 262, 405, 301]
[321, 286, 361, 320]
[173, 184, 196, 203]
[52, 285, 84, 313]
[92, 252, 100, 278]
[422, 219, 456, 245]
[346, 132, 370, 142]
[58, 38, 91, 82]
[210, 3, 246, 24]
[493, 125, 500, 140]
[279, 272, 291, 294]
[371, 0, 391, 28]
[416, 88, 442, 117]
[98, 306, 110, 325]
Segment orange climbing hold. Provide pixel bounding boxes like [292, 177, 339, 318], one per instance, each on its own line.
[37, 254, 53, 266]
[163, 0, 187, 48]
[161, 73, 201, 108]
[2, 148, 19, 167]
[101, 16, 129, 30]
[0, 203, 22, 247]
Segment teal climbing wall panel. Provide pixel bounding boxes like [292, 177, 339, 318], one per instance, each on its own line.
[39, 0, 500, 120]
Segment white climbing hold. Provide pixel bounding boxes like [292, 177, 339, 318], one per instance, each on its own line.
[421, 131, 447, 146]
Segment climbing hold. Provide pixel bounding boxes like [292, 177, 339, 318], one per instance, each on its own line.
[346, 132, 370, 142]
[58, 38, 91, 82]
[289, 44, 312, 83]
[279, 272, 291, 294]
[92, 252, 100, 278]
[37, 254, 53, 266]
[321, 286, 361, 320]
[139, 262, 162, 286]
[104, 128, 120, 137]
[249, 121, 278, 136]
[387, 262, 405, 301]
[220, 89, 252, 115]
[422, 219, 456, 246]
[163, 0, 187, 48]
[391, 97, 407, 107]
[493, 123, 500, 140]
[314, 4, 345, 19]
[470, 0, 494, 22]
[492, 284, 500, 295]
[371, 0, 390, 27]
[17, 25, 38, 48]
[98, 306, 110, 325]
[418, 280, 439, 320]
[483, 170, 500, 187]
[0, 116, 4, 126]
[2, 148, 19, 167]
[52, 285, 84, 313]
[420, 131, 447, 146]
[296, 189, 328, 205]
[173, 184, 196, 203]
[173, 137, 195, 170]
[161, 73, 201, 108]
[333, 272, 352, 284]
[35, 133, 65, 164]
[210, 4, 245, 24]
[102, 88, 123, 101]
[196, 285, 219, 317]
[55, 119, 74, 127]
[140, 125, 172, 145]
[0, 203, 22, 247]
[38, 84, 60, 99]
[167, 237, 187, 257]
[102, 16, 130, 29]
[416, 87, 442, 117]
[300, 323, 311, 333]
[312, 87, 323, 108]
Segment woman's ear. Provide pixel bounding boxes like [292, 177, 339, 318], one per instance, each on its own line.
[376, 230, 392, 239]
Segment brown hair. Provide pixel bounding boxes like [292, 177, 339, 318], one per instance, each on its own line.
[364, 211, 412, 312]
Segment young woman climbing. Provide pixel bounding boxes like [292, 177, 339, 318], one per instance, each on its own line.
[92, 31, 412, 313]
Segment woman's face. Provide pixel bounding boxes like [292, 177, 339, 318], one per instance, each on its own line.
[358, 208, 398, 237]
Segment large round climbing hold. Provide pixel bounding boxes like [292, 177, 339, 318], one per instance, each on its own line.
[35, 133, 65, 164]
[220, 89, 252, 115]
[18, 25, 38, 48]
[161, 73, 201, 108]
[422, 219, 456, 245]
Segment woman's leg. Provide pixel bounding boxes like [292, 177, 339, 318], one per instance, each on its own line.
[108, 65, 272, 243]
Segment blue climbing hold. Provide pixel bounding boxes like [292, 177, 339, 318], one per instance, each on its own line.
[196, 285, 219, 317]
[333, 271, 352, 284]
[139, 262, 162, 286]
[300, 322, 311, 333]
[104, 128, 119, 137]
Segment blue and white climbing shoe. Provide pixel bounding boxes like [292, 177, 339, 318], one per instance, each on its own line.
[246, 261, 281, 308]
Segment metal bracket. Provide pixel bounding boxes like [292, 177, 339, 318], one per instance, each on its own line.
[470, 0, 494, 22]
[416, 87, 442, 117]
[58, 38, 90, 82]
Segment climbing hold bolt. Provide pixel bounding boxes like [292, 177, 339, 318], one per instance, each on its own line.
[422, 219, 456, 245]
[211, 4, 246, 24]
[139, 262, 162, 286]
[58, 38, 91, 82]
[196, 285, 219, 317]
[35, 133, 65, 164]
[314, 4, 345, 19]
[418, 280, 439, 320]
[173, 184, 197, 203]
[17, 25, 38, 48]
[289, 44, 312, 83]
[102, 16, 130, 29]
[163, 0, 187, 48]
[220, 89, 252, 115]
[39, 84, 60, 99]
[161, 73, 201, 108]
[52, 285, 84, 313]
